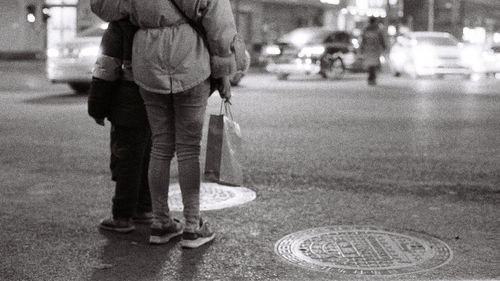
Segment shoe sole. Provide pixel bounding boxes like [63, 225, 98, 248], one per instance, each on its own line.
[180, 234, 216, 249]
[149, 229, 183, 244]
[99, 224, 135, 233]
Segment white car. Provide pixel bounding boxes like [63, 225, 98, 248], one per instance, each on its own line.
[47, 23, 249, 93]
[473, 44, 500, 77]
[389, 32, 472, 78]
[46, 23, 107, 93]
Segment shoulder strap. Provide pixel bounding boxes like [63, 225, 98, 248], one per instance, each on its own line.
[169, 0, 210, 54]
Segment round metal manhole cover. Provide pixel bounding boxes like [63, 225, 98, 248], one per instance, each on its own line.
[168, 182, 256, 211]
[275, 225, 452, 276]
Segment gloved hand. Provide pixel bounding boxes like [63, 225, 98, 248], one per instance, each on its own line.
[217, 76, 231, 103]
[94, 118, 105, 126]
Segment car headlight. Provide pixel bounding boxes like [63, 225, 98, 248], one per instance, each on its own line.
[79, 46, 100, 58]
[298, 46, 325, 58]
[264, 45, 281, 56]
[461, 47, 483, 70]
[47, 48, 60, 58]
[413, 44, 438, 67]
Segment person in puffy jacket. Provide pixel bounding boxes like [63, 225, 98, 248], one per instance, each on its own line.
[91, 0, 248, 248]
[88, 20, 152, 233]
[360, 17, 387, 85]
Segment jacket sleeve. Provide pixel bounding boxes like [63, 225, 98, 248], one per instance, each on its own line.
[175, 0, 242, 78]
[90, 0, 129, 22]
[88, 22, 124, 121]
[88, 78, 116, 120]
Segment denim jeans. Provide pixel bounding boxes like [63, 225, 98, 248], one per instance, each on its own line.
[140, 79, 209, 231]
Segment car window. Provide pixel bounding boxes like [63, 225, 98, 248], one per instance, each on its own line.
[415, 36, 458, 46]
[324, 32, 350, 44]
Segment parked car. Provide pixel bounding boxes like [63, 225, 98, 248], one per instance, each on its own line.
[470, 43, 500, 77]
[46, 23, 107, 93]
[389, 31, 472, 78]
[262, 27, 360, 80]
[47, 23, 250, 93]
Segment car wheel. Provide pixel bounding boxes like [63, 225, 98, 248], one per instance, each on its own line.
[277, 73, 289, 80]
[68, 82, 90, 93]
[321, 57, 345, 80]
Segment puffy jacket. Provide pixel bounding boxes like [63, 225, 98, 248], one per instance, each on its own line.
[90, 0, 245, 94]
[88, 20, 148, 127]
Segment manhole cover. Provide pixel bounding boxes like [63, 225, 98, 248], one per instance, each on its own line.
[168, 182, 256, 211]
[275, 225, 452, 276]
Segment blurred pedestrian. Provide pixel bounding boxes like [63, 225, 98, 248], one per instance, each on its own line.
[88, 20, 152, 233]
[91, 0, 248, 248]
[360, 17, 387, 85]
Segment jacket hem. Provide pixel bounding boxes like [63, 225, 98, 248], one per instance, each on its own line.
[135, 73, 210, 94]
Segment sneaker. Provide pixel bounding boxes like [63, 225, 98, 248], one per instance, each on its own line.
[149, 219, 184, 244]
[99, 217, 135, 233]
[180, 219, 215, 249]
[132, 212, 153, 224]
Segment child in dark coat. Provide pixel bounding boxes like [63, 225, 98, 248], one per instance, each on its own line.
[88, 20, 152, 233]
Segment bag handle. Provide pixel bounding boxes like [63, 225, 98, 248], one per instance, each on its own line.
[219, 100, 234, 120]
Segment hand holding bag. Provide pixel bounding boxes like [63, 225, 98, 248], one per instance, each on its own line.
[204, 101, 243, 186]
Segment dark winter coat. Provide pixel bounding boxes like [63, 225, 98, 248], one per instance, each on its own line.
[87, 20, 148, 128]
[360, 24, 387, 68]
[90, 0, 248, 94]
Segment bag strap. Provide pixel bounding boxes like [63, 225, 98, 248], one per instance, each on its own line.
[220, 100, 234, 120]
[169, 0, 211, 55]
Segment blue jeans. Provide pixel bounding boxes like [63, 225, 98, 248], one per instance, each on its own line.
[140, 79, 209, 230]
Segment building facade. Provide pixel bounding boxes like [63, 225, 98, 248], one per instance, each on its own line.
[0, 0, 403, 59]
[403, 0, 500, 44]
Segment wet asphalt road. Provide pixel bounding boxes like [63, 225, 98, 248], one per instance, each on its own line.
[0, 61, 499, 281]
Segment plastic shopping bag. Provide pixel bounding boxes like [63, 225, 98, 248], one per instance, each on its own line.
[204, 102, 243, 186]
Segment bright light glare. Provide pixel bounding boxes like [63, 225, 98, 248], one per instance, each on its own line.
[388, 25, 397, 36]
[320, 0, 339, 4]
[264, 45, 280, 56]
[494, 33, 500, 44]
[463, 27, 486, 44]
[351, 38, 359, 49]
[298, 46, 325, 58]
[47, 48, 59, 58]
[414, 44, 438, 67]
[79, 46, 100, 57]
[27, 13, 36, 23]
[461, 47, 482, 71]
[100, 23, 109, 30]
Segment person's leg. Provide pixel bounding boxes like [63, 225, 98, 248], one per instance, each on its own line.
[110, 125, 151, 217]
[368, 66, 377, 84]
[133, 128, 153, 223]
[135, 131, 152, 210]
[140, 89, 175, 225]
[172, 80, 210, 232]
[140, 89, 184, 244]
[100, 124, 150, 232]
